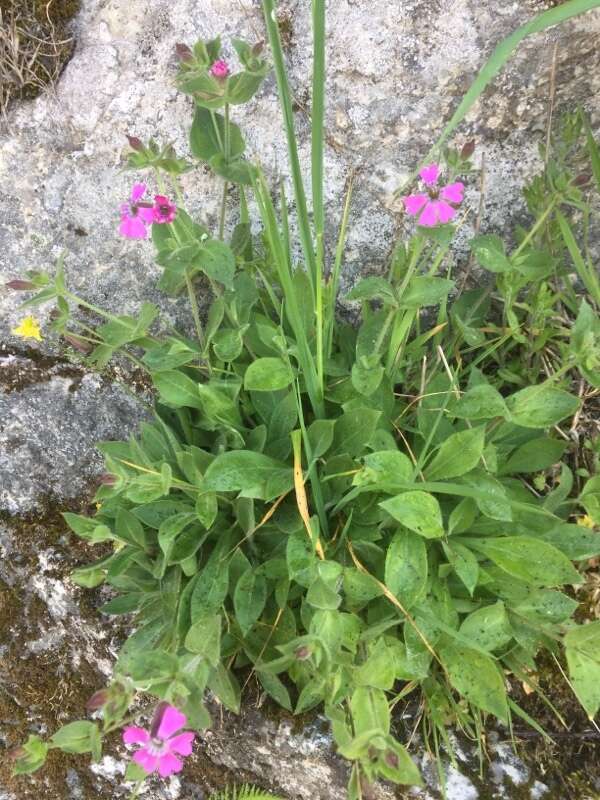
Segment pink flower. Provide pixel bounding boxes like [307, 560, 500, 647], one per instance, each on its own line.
[119, 183, 155, 239]
[403, 164, 464, 227]
[152, 195, 177, 224]
[122, 704, 195, 778]
[209, 59, 230, 79]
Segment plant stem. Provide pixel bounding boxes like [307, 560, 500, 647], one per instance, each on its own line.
[327, 172, 354, 357]
[185, 270, 205, 353]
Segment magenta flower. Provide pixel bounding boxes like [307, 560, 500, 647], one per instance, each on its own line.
[209, 59, 230, 79]
[122, 704, 195, 778]
[119, 183, 155, 239]
[403, 164, 464, 227]
[152, 195, 177, 224]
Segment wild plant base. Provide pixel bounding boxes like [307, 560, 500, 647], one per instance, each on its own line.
[7, 1, 600, 798]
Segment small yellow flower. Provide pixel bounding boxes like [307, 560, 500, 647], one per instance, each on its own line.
[577, 515, 596, 529]
[12, 316, 42, 341]
[95, 502, 102, 511]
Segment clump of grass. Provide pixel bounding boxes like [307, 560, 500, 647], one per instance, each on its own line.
[0, 0, 80, 115]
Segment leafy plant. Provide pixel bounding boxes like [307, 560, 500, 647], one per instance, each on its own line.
[8, 1, 600, 799]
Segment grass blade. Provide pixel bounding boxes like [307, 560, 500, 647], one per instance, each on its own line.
[261, 0, 317, 291]
[583, 112, 600, 193]
[556, 209, 600, 307]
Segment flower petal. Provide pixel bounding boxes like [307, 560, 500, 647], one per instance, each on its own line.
[436, 200, 457, 224]
[123, 727, 150, 746]
[119, 215, 148, 239]
[417, 200, 438, 227]
[130, 182, 147, 202]
[441, 181, 464, 204]
[138, 206, 156, 223]
[157, 705, 187, 740]
[419, 163, 440, 186]
[158, 752, 183, 778]
[133, 748, 159, 774]
[403, 194, 428, 216]
[168, 732, 195, 756]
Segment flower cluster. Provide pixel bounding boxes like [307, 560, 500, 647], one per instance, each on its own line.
[403, 163, 464, 227]
[119, 183, 177, 239]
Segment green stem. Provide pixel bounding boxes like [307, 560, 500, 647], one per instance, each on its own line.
[513, 195, 559, 257]
[184, 270, 205, 353]
[218, 182, 229, 240]
[327, 174, 354, 357]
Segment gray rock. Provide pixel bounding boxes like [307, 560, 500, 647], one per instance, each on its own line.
[0, 354, 147, 514]
[1, 0, 599, 348]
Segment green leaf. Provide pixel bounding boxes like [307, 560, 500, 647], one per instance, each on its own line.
[426, 426, 485, 481]
[197, 240, 236, 288]
[244, 358, 294, 391]
[12, 734, 48, 775]
[210, 153, 255, 185]
[565, 621, 600, 718]
[440, 642, 508, 721]
[470, 234, 512, 273]
[451, 385, 509, 420]
[185, 614, 222, 666]
[533, 523, 600, 561]
[351, 359, 384, 397]
[513, 590, 577, 624]
[203, 451, 293, 501]
[256, 670, 293, 712]
[190, 107, 245, 161]
[380, 491, 444, 539]
[208, 663, 241, 713]
[345, 277, 397, 305]
[152, 370, 203, 409]
[443, 541, 479, 596]
[354, 639, 396, 690]
[384, 531, 428, 609]
[306, 419, 336, 458]
[459, 601, 512, 652]
[332, 407, 381, 457]
[501, 438, 567, 474]
[356, 450, 413, 490]
[50, 721, 99, 755]
[191, 551, 230, 620]
[234, 568, 268, 635]
[467, 537, 582, 587]
[213, 328, 245, 362]
[399, 276, 455, 307]
[506, 385, 580, 429]
[350, 686, 390, 735]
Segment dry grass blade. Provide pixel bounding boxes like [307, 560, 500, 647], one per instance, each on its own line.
[0, 0, 79, 116]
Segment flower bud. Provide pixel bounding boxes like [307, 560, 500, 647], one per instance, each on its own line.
[126, 134, 144, 152]
[175, 43, 194, 62]
[98, 473, 117, 486]
[6, 279, 35, 290]
[209, 59, 230, 80]
[87, 690, 109, 711]
[574, 173, 591, 187]
[8, 746, 26, 760]
[63, 333, 92, 354]
[252, 41, 265, 56]
[294, 645, 311, 660]
[461, 140, 475, 160]
[385, 750, 399, 768]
